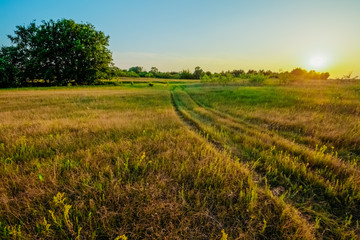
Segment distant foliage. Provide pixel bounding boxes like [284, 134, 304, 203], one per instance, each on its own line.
[201, 73, 234, 83]
[199, 67, 330, 85]
[104, 66, 205, 80]
[291, 68, 330, 80]
[249, 74, 268, 85]
[128, 66, 143, 74]
[180, 69, 194, 79]
[0, 19, 112, 87]
[339, 72, 359, 80]
[193, 66, 204, 79]
[145, 73, 154, 78]
[0, 47, 19, 87]
[278, 72, 296, 85]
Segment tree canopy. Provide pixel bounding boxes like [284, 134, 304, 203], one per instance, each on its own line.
[0, 19, 113, 87]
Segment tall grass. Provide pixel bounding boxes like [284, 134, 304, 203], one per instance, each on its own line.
[0, 84, 315, 239]
[174, 80, 360, 238]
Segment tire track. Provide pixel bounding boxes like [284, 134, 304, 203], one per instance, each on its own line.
[170, 89, 225, 152]
[171, 87, 360, 238]
[183, 87, 360, 186]
[170, 87, 318, 239]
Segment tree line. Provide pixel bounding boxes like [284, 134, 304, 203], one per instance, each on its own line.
[102, 66, 206, 80]
[0, 19, 331, 88]
[106, 66, 330, 82]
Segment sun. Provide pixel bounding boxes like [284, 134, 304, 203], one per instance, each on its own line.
[309, 55, 327, 70]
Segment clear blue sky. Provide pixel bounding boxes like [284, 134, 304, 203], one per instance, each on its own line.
[1, 0, 360, 77]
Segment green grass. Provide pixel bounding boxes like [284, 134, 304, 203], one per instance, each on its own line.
[174, 80, 360, 239]
[0, 79, 359, 239]
[184, 86, 298, 109]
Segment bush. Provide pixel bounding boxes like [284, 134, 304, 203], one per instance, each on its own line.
[145, 73, 154, 78]
[249, 74, 268, 85]
[278, 73, 296, 85]
[126, 71, 140, 78]
[201, 73, 234, 84]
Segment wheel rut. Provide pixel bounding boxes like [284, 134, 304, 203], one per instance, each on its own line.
[170, 86, 360, 238]
[182, 88, 360, 186]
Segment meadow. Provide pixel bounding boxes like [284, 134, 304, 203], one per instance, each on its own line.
[0, 79, 359, 239]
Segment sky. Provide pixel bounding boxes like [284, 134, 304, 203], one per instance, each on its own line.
[0, 0, 359, 78]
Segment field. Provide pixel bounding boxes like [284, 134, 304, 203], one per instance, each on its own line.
[0, 80, 360, 239]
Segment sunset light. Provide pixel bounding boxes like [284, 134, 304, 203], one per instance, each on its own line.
[309, 55, 328, 70]
[1, 1, 360, 239]
[1, 1, 359, 78]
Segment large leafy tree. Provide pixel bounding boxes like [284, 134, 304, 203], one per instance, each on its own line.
[0, 46, 20, 87]
[0, 19, 112, 87]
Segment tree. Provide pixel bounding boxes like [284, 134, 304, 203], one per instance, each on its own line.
[0, 19, 113, 87]
[179, 69, 193, 79]
[290, 68, 330, 80]
[247, 69, 257, 75]
[193, 66, 204, 79]
[0, 46, 20, 87]
[291, 68, 307, 77]
[205, 71, 212, 76]
[200, 74, 210, 82]
[249, 74, 268, 85]
[231, 69, 245, 77]
[145, 73, 154, 78]
[320, 72, 330, 80]
[128, 66, 143, 74]
[150, 67, 159, 74]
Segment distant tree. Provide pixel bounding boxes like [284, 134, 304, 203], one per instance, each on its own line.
[200, 74, 211, 82]
[205, 71, 212, 76]
[278, 72, 295, 85]
[291, 68, 307, 77]
[320, 72, 330, 80]
[224, 73, 234, 82]
[0, 19, 113, 87]
[290, 68, 329, 80]
[263, 70, 273, 76]
[144, 73, 154, 78]
[107, 66, 127, 78]
[307, 70, 319, 80]
[126, 71, 140, 78]
[150, 67, 159, 74]
[231, 69, 245, 77]
[247, 69, 257, 75]
[169, 72, 180, 79]
[139, 71, 148, 78]
[114, 67, 129, 77]
[129, 66, 143, 74]
[258, 69, 266, 75]
[249, 74, 268, 85]
[193, 66, 204, 79]
[180, 69, 193, 79]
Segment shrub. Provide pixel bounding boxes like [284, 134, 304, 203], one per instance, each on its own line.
[249, 74, 268, 85]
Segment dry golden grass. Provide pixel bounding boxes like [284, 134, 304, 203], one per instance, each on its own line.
[0, 85, 317, 239]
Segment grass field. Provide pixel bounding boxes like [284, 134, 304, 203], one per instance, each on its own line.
[0, 80, 359, 239]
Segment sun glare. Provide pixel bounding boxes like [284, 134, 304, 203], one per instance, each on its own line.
[309, 55, 327, 70]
